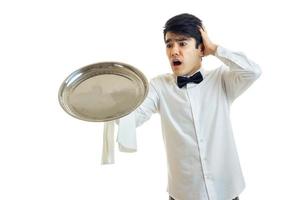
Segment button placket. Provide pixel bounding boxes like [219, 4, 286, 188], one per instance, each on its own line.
[186, 86, 212, 200]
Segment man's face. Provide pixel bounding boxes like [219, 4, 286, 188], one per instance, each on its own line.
[165, 32, 203, 76]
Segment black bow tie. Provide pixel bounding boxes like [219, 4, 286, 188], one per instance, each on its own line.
[177, 71, 203, 88]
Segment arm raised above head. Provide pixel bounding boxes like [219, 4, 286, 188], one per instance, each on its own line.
[216, 46, 262, 103]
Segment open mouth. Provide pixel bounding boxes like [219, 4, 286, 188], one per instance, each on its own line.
[172, 60, 182, 66]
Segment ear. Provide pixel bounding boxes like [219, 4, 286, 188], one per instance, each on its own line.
[198, 43, 204, 57]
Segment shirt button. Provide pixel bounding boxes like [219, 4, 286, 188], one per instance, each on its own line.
[205, 175, 212, 180]
[200, 139, 204, 143]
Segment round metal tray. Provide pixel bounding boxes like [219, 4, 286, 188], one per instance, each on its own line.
[58, 62, 148, 122]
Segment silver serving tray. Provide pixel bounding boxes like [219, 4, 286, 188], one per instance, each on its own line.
[58, 62, 148, 122]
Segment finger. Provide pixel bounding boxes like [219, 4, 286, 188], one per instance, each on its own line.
[198, 25, 207, 33]
[199, 29, 208, 44]
[198, 26, 204, 33]
[202, 25, 207, 33]
[199, 28, 208, 40]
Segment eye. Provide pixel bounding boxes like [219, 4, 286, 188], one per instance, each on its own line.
[179, 42, 187, 47]
[166, 43, 172, 48]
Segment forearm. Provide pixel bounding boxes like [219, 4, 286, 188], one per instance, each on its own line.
[215, 46, 262, 77]
[215, 46, 262, 102]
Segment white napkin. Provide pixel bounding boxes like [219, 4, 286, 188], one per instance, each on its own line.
[101, 112, 137, 165]
[101, 120, 115, 164]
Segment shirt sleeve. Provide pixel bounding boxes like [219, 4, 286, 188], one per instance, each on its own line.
[117, 80, 159, 148]
[101, 79, 159, 164]
[134, 80, 160, 127]
[215, 46, 262, 103]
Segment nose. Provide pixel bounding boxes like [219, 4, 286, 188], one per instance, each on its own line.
[170, 44, 179, 57]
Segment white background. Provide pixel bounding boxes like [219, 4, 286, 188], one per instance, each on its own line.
[1, 0, 299, 199]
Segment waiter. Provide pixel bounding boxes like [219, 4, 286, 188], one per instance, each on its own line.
[114, 13, 261, 200]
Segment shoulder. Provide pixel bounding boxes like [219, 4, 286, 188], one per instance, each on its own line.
[202, 67, 225, 81]
[150, 73, 175, 86]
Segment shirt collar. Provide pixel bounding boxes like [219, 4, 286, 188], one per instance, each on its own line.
[189, 67, 206, 79]
[172, 67, 206, 84]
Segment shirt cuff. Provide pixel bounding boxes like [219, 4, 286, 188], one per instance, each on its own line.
[214, 45, 226, 57]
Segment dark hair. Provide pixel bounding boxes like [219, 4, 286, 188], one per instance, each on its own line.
[163, 13, 203, 48]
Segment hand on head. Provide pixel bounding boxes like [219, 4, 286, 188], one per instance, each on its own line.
[199, 27, 218, 57]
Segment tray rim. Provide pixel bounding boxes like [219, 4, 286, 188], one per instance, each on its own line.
[58, 61, 149, 122]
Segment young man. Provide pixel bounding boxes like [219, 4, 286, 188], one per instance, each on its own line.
[104, 13, 261, 200]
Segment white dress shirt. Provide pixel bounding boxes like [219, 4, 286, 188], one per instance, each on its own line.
[102, 46, 262, 200]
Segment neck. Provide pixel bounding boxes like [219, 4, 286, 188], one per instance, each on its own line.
[186, 68, 200, 77]
[184, 63, 202, 77]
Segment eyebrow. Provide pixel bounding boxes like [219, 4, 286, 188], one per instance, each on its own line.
[165, 37, 189, 44]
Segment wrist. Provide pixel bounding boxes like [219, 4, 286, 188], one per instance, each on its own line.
[211, 44, 218, 55]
